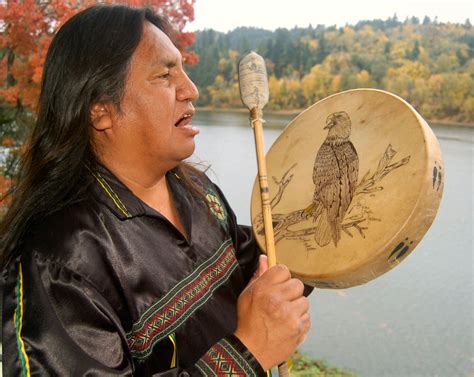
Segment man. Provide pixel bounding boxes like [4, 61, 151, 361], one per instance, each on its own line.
[1, 5, 310, 376]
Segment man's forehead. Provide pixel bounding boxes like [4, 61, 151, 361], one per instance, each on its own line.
[139, 22, 181, 68]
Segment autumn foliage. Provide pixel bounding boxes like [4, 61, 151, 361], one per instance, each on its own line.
[0, 0, 198, 211]
[188, 19, 474, 122]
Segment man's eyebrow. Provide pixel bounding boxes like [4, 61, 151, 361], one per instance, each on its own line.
[151, 57, 183, 69]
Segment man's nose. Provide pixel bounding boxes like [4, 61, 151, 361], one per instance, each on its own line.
[177, 72, 199, 102]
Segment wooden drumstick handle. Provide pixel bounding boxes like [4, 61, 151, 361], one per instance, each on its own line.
[277, 361, 290, 376]
[239, 52, 289, 377]
[250, 107, 277, 267]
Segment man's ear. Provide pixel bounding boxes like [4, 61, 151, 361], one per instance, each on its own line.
[90, 103, 113, 131]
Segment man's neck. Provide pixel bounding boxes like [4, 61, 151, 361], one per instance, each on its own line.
[99, 159, 187, 238]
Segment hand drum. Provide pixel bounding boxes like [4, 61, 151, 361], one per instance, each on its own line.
[250, 89, 444, 289]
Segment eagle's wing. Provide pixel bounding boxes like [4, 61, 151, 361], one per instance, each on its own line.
[345, 141, 359, 199]
[333, 141, 359, 219]
[313, 142, 341, 213]
[312, 143, 341, 246]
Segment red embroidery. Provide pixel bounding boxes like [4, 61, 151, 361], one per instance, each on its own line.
[127, 241, 238, 359]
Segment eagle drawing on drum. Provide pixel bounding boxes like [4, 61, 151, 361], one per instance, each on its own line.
[306, 111, 359, 247]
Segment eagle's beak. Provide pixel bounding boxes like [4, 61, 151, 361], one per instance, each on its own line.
[324, 115, 334, 129]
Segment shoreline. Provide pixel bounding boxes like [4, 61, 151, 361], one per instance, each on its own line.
[196, 106, 301, 116]
[196, 107, 474, 128]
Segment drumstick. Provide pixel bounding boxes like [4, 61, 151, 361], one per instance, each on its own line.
[238, 51, 276, 266]
[238, 51, 289, 377]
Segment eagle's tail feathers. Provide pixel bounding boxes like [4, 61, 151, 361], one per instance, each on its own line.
[314, 211, 331, 247]
[330, 222, 341, 247]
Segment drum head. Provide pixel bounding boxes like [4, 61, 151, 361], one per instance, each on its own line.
[250, 89, 444, 288]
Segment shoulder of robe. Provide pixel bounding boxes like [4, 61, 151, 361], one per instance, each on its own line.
[20, 198, 118, 284]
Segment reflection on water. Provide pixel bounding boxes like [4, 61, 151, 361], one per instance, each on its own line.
[192, 109, 473, 377]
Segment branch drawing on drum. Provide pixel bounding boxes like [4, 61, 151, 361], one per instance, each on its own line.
[253, 111, 411, 251]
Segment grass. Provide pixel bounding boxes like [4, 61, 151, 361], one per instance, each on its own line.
[289, 350, 359, 377]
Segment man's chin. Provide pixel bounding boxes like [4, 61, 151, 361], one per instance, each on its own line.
[172, 143, 196, 165]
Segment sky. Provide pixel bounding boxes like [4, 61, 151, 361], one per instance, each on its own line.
[187, 0, 473, 32]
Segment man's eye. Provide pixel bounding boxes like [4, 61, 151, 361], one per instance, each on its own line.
[155, 72, 170, 80]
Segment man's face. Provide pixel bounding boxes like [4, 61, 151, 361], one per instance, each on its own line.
[106, 21, 199, 173]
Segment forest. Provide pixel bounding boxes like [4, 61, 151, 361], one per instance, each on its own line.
[187, 16, 474, 124]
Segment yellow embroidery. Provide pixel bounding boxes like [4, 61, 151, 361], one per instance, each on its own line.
[168, 333, 177, 368]
[205, 193, 226, 221]
[14, 262, 31, 377]
[91, 171, 132, 218]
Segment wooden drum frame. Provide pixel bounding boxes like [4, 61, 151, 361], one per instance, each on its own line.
[250, 89, 444, 289]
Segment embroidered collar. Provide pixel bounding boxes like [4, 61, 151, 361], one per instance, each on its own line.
[88, 164, 186, 221]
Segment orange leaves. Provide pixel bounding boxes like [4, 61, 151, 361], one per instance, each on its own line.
[177, 31, 199, 65]
[0, 174, 14, 214]
[50, 0, 84, 27]
[1, 1, 53, 110]
[1, 1, 47, 55]
[0, 57, 6, 87]
[0, 55, 40, 109]
[0, 138, 18, 212]
[2, 136, 14, 147]
[0, 86, 19, 105]
[0, 174, 13, 192]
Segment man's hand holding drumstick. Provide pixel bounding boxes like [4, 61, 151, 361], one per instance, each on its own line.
[234, 51, 311, 373]
[235, 255, 311, 370]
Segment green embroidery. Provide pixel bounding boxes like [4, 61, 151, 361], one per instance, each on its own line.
[206, 192, 227, 221]
[126, 240, 238, 360]
[14, 263, 31, 377]
[196, 338, 257, 376]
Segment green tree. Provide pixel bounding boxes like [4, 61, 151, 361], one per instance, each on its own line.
[188, 17, 474, 123]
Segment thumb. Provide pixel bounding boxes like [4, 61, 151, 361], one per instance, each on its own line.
[247, 255, 269, 286]
[256, 254, 269, 277]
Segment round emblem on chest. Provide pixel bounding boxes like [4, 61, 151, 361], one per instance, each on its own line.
[205, 193, 226, 221]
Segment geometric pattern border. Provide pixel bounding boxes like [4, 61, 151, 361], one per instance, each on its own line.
[196, 338, 257, 376]
[127, 239, 238, 359]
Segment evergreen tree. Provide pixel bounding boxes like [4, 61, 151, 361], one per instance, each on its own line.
[185, 17, 472, 122]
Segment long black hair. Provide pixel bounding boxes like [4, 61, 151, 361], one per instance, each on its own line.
[0, 5, 204, 266]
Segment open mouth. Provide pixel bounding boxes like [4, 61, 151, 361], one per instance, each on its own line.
[175, 113, 193, 127]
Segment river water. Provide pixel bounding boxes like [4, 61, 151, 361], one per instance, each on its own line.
[191, 109, 473, 377]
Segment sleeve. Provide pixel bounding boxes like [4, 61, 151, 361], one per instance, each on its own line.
[212, 184, 261, 284]
[193, 334, 266, 376]
[135, 334, 266, 376]
[2, 254, 133, 376]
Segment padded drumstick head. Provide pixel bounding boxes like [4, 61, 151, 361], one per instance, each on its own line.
[238, 51, 269, 110]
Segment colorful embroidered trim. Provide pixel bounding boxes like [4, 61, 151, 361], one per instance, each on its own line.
[14, 262, 31, 377]
[90, 170, 132, 218]
[126, 240, 238, 360]
[168, 333, 177, 368]
[206, 192, 227, 222]
[195, 338, 258, 376]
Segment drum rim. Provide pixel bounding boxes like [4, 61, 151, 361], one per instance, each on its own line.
[250, 88, 443, 286]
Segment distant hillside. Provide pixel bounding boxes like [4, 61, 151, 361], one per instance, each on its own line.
[187, 16, 474, 123]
